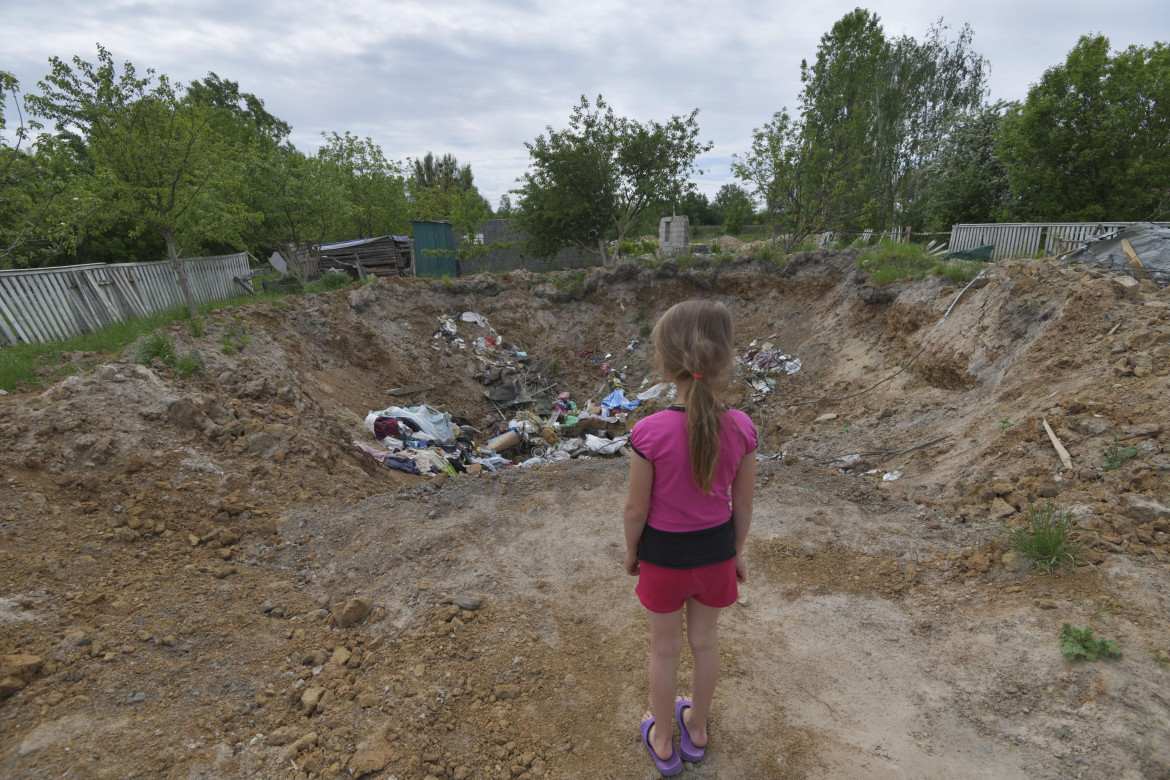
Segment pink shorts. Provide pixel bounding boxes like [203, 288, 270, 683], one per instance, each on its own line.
[636, 559, 738, 613]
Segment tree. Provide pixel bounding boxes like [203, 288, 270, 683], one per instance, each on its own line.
[514, 95, 712, 263]
[407, 151, 491, 242]
[315, 131, 411, 239]
[26, 46, 257, 316]
[792, 11, 987, 234]
[731, 111, 800, 243]
[918, 102, 1010, 230]
[495, 193, 515, 219]
[0, 72, 81, 267]
[998, 36, 1170, 221]
[712, 183, 754, 235]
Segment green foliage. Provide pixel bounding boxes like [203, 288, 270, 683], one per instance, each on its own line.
[619, 239, 658, 257]
[1103, 438, 1138, 471]
[1001, 501, 1082, 575]
[307, 270, 353, 292]
[135, 329, 176, 365]
[919, 103, 1011, 230]
[998, 36, 1170, 222]
[639, 323, 651, 338]
[999, 418, 1014, 432]
[551, 272, 585, 296]
[792, 12, 987, 235]
[714, 184, 754, 235]
[1060, 624, 1121, 662]
[514, 95, 712, 264]
[186, 318, 205, 338]
[858, 240, 982, 285]
[173, 350, 203, 377]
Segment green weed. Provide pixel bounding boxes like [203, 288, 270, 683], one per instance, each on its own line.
[639, 323, 651, 338]
[1103, 437, 1138, 471]
[1000, 418, 1014, 432]
[1059, 624, 1121, 662]
[135, 330, 177, 366]
[1154, 650, 1168, 667]
[1000, 501, 1082, 575]
[173, 350, 204, 377]
[186, 318, 206, 338]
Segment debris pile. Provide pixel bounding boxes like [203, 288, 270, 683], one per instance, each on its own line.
[739, 338, 802, 395]
[1067, 221, 1170, 287]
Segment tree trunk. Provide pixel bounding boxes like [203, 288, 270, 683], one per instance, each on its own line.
[163, 228, 199, 319]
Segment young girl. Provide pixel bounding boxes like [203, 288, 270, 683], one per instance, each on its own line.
[624, 299, 756, 775]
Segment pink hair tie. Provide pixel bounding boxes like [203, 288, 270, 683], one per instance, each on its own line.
[692, 373, 704, 379]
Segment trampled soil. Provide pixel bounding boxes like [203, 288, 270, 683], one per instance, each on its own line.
[2, 251, 1168, 779]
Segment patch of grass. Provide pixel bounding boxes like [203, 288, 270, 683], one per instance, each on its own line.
[1060, 624, 1121, 662]
[858, 240, 983, 286]
[1000, 418, 1014, 432]
[135, 330, 177, 366]
[186, 318, 205, 338]
[1000, 500, 1082, 575]
[1103, 437, 1138, 471]
[221, 322, 250, 355]
[173, 350, 204, 377]
[1154, 649, 1169, 667]
[639, 323, 651, 338]
[552, 272, 584, 296]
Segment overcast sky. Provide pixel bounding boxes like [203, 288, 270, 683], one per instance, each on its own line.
[4, 0, 1168, 208]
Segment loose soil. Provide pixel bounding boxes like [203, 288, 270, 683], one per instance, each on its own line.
[2, 251, 1168, 779]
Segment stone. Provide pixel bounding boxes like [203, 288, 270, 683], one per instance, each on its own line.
[465, 464, 483, 476]
[332, 597, 374, 628]
[300, 686, 325, 714]
[814, 413, 838, 423]
[350, 734, 395, 776]
[290, 732, 318, 753]
[268, 726, 301, 746]
[1122, 494, 1169, 522]
[493, 684, 520, 701]
[1111, 275, 1140, 299]
[2, 654, 44, 683]
[0, 676, 26, 700]
[1002, 550, 1033, 573]
[988, 498, 1016, 520]
[331, 647, 352, 667]
[451, 595, 482, 611]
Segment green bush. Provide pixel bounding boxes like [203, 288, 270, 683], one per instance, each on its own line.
[305, 270, 353, 293]
[1060, 624, 1121, 662]
[858, 240, 983, 286]
[1000, 501, 1082, 575]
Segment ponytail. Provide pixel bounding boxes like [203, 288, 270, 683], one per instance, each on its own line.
[650, 299, 735, 494]
[687, 374, 722, 493]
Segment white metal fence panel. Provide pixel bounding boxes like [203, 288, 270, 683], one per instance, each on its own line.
[950, 222, 1170, 261]
[0, 253, 251, 346]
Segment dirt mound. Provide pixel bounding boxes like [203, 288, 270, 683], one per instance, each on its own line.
[2, 253, 1168, 779]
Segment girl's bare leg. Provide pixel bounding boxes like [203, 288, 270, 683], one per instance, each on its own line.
[645, 606, 684, 759]
[682, 597, 722, 747]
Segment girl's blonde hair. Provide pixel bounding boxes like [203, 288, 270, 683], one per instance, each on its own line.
[652, 299, 734, 493]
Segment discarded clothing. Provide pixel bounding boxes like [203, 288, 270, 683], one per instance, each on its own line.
[352, 442, 422, 474]
[600, 389, 640, 414]
[374, 416, 401, 440]
[636, 382, 676, 401]
[366, 405, 458, 443]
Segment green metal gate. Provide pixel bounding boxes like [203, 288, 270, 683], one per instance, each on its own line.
[410, 221, 458, 278]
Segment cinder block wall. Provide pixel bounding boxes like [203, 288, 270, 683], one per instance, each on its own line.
[659, 216, 690, 257]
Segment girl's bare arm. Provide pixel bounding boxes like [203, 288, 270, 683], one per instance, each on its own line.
[730, 451, 755, 555]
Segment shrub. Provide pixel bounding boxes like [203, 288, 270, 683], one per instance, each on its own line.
[859, 240, 984, 286]
[1000, 501, 1082, 574]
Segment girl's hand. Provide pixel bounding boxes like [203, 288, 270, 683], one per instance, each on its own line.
[734, 555, 747, 583]
[624, 549, 640, 576]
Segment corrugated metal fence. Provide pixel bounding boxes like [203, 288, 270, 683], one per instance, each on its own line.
[949, 222, 1170, 261]
[0, 253, 251, 346]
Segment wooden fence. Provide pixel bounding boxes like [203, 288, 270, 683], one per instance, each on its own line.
[0, 253, 251, 346]
[948, 222, 1170, 261]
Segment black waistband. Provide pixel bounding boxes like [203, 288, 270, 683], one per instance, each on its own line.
[638, 519, 735, 569]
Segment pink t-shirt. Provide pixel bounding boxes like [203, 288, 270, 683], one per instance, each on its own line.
[629, 407, 757, 533]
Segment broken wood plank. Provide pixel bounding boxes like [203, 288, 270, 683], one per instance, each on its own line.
[1120, 238, 1144, 268]
[386, 384, 435, 396]
[1041, 417, 1073, 470]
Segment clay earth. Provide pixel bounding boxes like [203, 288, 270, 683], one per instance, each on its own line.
[1, 249, 1168, 779]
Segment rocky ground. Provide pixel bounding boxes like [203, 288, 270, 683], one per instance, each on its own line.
[1, 251, 1168, 779]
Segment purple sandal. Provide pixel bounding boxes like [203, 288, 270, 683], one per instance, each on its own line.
[641, 716, 682, 776]
[675, 699, 706, 762]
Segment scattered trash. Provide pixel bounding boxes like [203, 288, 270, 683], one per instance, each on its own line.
[460, 311, 494, 330]
[1066, 222, 1170, 287]
[740, 340, 802, 395]
[585, 434, 628, 455]
[636, 382, 676, 401]
[600, 388, 640, 417]
[882, 471, 902, 482]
